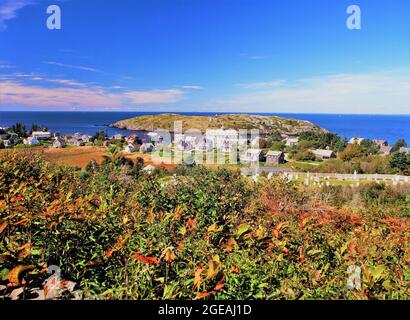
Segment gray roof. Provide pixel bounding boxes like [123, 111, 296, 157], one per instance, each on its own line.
[267, 151, 284, 156]
[312, 149, 334, 158]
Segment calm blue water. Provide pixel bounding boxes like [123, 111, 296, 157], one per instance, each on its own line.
[0, 112, 409, 145]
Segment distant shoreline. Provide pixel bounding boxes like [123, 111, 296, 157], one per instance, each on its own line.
[1, 111, 409, 145]
[2, 110, 410, 116]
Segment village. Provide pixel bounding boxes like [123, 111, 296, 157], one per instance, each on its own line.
[1, 123, 409, 180]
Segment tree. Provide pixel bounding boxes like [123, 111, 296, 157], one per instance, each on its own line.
[294, 150, 317, 161]
[93, 130, 107, 142]
[360, 139, 379, 156]
[29, 124, 48, 134]
[270, 141, 286, 152]
[391, 139, 407, 152]
[339, 144, 364, 161]
[299, 131, 346, 152]
[11, 123, 27, 137]
[390, 152, 409, 172]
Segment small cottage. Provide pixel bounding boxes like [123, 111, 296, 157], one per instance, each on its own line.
[373, 140, 388, 148]
[124, 144, 136, 154]
[348, 137, 364, 145]
[112, 134, 125, 141]
[399, 147, 410, 154]
[195, 138, 214, 152]
[285, 137, 299, 147]
[140, 143, 155, 153]
[266, 151, 285, 165]
[312, 149, 336, 160]
[241, 149, 264, 163]
[53, 138, 66, 148]
[3, 140, 13, 148]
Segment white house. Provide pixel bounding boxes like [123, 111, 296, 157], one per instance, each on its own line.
[195, 138, 214, 152]
[206, 129, 239, 149]
[285, 137, 299, 147]
[81, 135, 91, 143]
[241, 149, 264, 163]
[32, 131, 52, 140]
[112, 134, 125, 140]
[53, 138, 66, 148]
[399, 147, 410, 154]
[24, 136, 40, 146]
[2, 140, 13, 148]
[348, 137, 364, 145]
[124, 144, 136, 154]
[140, 143, 155, 153]
[373, 140, 388, 148]
[266, 151, 285, 165]
[175, 140, 194, 152]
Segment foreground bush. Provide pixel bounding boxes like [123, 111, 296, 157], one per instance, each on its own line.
[0, 151, 409, 299]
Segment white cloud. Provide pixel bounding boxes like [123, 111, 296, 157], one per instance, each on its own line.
[235, 80, 286, 90]
[0, 64, 15, 69]
[0, 81, 185, 110]
[125, 89, 184, 104]
[181, 85, 204, 90]
[46, 79, 86, 87]
[45, 61, 103, 73]
[0, 0, 33, 31]
[210, 70, 410, 114]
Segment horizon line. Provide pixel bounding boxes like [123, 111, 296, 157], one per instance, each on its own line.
[1, 110, 410, 116]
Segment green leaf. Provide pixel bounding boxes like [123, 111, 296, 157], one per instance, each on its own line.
[370, 265, 386, 282]
[236, 224, 250, 237]
[307, 249, 322, 256]
[0, 268, 9, 281]
[163, 282, 177, 299]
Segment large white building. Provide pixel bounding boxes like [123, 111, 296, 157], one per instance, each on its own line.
[32, 131, 52, 140]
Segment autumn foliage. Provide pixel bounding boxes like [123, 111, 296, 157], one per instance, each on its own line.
[0, 151, 409, 299]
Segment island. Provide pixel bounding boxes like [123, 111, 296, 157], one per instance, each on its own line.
[110, 113, 326, 137]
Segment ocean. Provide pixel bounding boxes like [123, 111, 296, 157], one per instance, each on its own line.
[0, 111, 409, 145]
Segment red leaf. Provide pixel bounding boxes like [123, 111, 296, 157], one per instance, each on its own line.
[193, 264, 204, 289]
[231, 266, 241, 274]
[214, 282, 224, 292]
[187, 217, 197, 233]
[0, 222, 8, 235]
[195, 291, 212, 300]
[130, 251, 159, 265]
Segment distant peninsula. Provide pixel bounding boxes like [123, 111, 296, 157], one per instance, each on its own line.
[110, 113, 326, 137]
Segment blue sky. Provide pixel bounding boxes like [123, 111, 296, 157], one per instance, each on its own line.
[0, 0, 409, 113]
